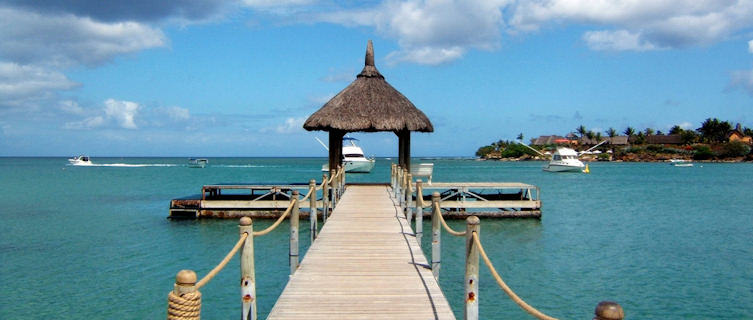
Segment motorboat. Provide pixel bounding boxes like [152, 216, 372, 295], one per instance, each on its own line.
[68, 155, 92, 166]
[188, 158, 208, 168]
[319, 137, 375, 173]
[543, 147, 585, 172]
[669, 159, 693, 167]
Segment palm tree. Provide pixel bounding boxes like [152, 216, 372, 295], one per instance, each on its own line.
[576, 125, 587, 138]
[669, 125, 683, 135]
[606, 128, 617, 138]
[644, 128, 655, 136]
[624, 127, 636, 136]
[516, 133, 524, 141]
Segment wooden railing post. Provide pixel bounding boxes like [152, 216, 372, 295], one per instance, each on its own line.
[395, 165, 402, 200]
[405, 173, 413, 220]
[593, 301, 624, 320]
[390, 164, 396, 195]
[167, 269, 200, 320]
[322, 174, 329, 223]
[330, 169, 337, 209]
[339, 165, 345, 195]
[414, 179, 423, 247]
[289, 191, 300, 275]
[465, 216, 480, 320]
[239, 217, 256, 320]
[431, 192, 441, 279]
[309, 179, 317, 242]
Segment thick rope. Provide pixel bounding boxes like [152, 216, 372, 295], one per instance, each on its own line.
[300, 187, 314, 202]
[472, 232, 559, 320]
[195, 232, 249, 289]
[252, 200, 294, 236]
[167, 290, 201, 320]
[434, 202, 466, 236]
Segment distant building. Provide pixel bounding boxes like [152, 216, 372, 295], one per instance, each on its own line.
[728, 123, 753, 145]
[645, 134, 683, 145]
[531, 135, 569, 145]
[607, 136, 629, 145]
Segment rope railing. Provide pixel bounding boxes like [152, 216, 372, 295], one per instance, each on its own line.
[472, 231, 558, 320]
[252, 200, 294, 237]
[424, 190, 624, 320]
[433, 200, 466, 237]
[196, 233, 249, 289]
[166, 170, 351, 320]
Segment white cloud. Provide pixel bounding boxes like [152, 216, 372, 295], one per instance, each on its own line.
[510, 0, 753, 51]
[0, 62, 79, 108]
[274, 117, 306, 134]
[0, 7, 166, 68]
[59, 100, 85, 115]
[583, 30, 659, 51]
[161, 106, 191, 121]
[749, 40, 753, 53]
[104, 99, 140, 129]
[679, 122, 694, 130]
[317, 0, 506, 65]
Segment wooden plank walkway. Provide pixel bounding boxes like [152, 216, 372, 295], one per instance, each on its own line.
[266, 185, 456, 320]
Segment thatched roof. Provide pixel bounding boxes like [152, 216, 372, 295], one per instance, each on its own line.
[303, 41, 433, 133]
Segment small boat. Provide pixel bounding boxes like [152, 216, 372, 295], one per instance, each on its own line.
[319, 137, 375, 173]
[68, 155, 92, 166]
[543, 147, 585, 172]
[669, 159, 693, 167]
[188, 158, 208, 168]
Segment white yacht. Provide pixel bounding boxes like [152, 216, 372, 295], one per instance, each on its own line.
[68, 155, 92, 166]
[543, 147, 585, 172]
[320, 137, 376, 173]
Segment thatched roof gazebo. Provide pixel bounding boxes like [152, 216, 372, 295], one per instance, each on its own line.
[303, 40, 433, 172]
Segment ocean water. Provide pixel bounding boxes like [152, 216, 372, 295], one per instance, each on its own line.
[1, 157, 751, 319]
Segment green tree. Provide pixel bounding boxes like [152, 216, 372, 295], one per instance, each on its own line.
[669, 125, 684, 135]
[476, 145, 495, 157]
[516, 133, 524, 141]
[576, 125, 587, 138]
[697, 118, 732, 143]
[720, 141, 751, 158]
[606, 128, 617, 137]
[624, 127, 636, 136]
[644, 128, 655, 136]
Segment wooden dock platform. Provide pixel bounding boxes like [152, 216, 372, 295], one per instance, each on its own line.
[266, 185, 456, 319]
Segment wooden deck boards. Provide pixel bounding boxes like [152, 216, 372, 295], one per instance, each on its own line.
[266, 185, 456, 320]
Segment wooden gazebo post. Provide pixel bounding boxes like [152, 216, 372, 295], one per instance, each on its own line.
[397, 130, 411, 171]
[328, 130, 345, 172]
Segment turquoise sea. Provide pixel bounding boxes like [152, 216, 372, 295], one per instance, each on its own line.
[1, 157, 751, 319]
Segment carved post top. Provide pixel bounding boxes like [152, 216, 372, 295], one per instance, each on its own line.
[593, 301, 624, 320]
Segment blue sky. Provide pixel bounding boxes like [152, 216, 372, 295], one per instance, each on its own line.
[1, 0, 752, 157]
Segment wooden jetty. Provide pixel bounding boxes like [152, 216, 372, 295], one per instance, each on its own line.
[266, 184, 455, 319]
[169, 180, 541, 219]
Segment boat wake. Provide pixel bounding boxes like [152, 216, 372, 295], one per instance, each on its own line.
[68, 163, 179, 167]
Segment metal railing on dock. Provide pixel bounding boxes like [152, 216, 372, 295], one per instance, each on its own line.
[166, 166, 345, 320]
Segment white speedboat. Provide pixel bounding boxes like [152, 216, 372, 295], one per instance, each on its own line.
[321, 137, 375, 173]
[543, 147, 585, 172]
[188, 158, 208, 168]
[669, 159, 693, 167]
[68, 155, 92, 166]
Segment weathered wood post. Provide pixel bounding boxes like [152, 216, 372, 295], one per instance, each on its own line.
[330, 169, 337, 209]
[415, 179, 423, 247]
[167, 269, 201, 320]
[289, 191, 300, 275]
[239, 217, 256, 320]
[309, 179, 317, 241]
[405, 173, 413, 220]
[593, 301, 624, 320]
[339, 165, 345, 195]
[431, 192, 441, 279]
[390, 163, 396, 194]
[322, 174, 329, 223]
[465, 216, 480, 320]
[395, 165, 402, 200]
